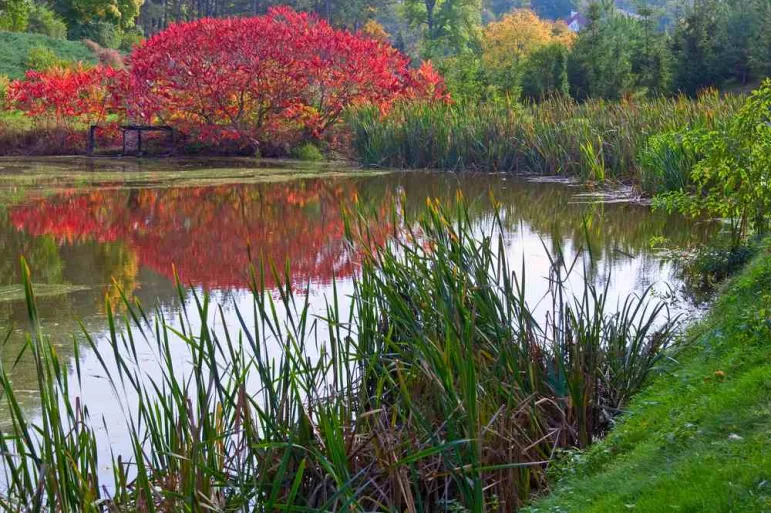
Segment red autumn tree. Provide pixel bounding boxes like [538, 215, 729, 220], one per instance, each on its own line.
[127, 7, 445, 147]
[5, 7, 446, 151]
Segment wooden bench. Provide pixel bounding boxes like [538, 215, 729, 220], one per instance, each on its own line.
[87, 124, 176, 156]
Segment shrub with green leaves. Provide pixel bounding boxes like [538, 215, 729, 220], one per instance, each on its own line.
[26, 4, 67, 39]
[290, 141, 324, 161]
[0, 74, 9, 105]
[68, 21, 121, 49]
[654, 80, 771, 246]
[0, 0, 29, 31]
[25, 45, 66, 71]
[119, 26, 143, 52]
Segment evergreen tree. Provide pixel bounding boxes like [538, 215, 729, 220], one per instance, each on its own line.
[671, 0, 730, 94]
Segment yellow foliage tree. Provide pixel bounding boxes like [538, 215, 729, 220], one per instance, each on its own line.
[482, 9, 575, 71]
[361, 19, 391, 43]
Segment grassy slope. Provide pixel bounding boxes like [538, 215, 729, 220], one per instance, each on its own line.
[526, 242, 771, 512]
[0, 31, 96, 79]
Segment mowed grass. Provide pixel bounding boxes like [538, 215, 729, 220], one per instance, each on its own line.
[0, 31, 96, 79]
[525, 239, 771, 513]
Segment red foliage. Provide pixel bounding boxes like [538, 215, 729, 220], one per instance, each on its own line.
[127, 7, 443, 146]
[9, 182, 394, 290]
[5, 8, 445, 151]
[6, 65, 126, 130]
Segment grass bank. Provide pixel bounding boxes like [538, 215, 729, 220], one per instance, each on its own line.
[347, 93, 742, 190]
[525, 239, 771, 512]
[0, 32, 96, 79]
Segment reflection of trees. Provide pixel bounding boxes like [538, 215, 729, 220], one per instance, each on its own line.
[389, 174, 718, 258]
[1, 171, 718, 422]
[7, 174, 717, 298]
[9, 180, 394, 291]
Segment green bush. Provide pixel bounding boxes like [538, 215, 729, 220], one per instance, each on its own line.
[26, 4, 67, 39]
[0, 0, 29, 31]
[654, 80, 771, 246]
[639, 131, 698, 194]
[69, 21, 121, 49]
[119, 27, 143, 52]
[289, 141, 324, 161]
[0, 74, 9, 106]
[0, 32, 96, 78]
[521, 43, 570, 99]
[682, 242, 759, 294]
[25, 45, 66, 71]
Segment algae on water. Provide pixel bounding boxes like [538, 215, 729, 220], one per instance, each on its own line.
[0, 284, 91, 302]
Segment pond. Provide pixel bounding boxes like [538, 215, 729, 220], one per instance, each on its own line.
[0, 157, 716, 467]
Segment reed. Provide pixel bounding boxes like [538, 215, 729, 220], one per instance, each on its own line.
[0, 201, 678, 512]
[347, 92, 741, 187]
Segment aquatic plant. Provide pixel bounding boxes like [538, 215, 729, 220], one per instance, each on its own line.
[347, 90, 741, 182]
[0, 201, 678, 511]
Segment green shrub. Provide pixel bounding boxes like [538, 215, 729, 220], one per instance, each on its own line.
[521, 43, 570, 99]
[119, 26, 143, 52]
[69, 21, 121, 49]
[25, 45, 65, 71]
[0, 0, 30, 31]
[290, 141, 324, 161]
[654, 80, 771, 246]
[682, 242, 759, 294]
[0, 74, 9, 107]
[26, 4, 67, 39]
[0, 32, 96, 78]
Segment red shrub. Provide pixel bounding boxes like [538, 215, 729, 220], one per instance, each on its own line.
[127, 7, 444, 147]
[7, 65, 126, 130]
[6, 7, 446, 153]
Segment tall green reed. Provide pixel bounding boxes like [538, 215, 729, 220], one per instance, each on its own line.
[0, 200, 678, 512]
[347, 92, 741, 184]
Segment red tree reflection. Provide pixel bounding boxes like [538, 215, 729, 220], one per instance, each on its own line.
[10, 181, 392, 290]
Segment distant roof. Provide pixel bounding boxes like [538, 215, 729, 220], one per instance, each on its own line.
[565, 10, 589, 32]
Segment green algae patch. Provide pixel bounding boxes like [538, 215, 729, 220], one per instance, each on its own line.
[0, 284, 91, 302]
[0, 156, 387, 203]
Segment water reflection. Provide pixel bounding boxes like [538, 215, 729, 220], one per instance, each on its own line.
[0, 162, 717, 422]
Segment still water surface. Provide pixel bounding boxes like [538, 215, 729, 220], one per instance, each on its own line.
[0, 157, 716, 458]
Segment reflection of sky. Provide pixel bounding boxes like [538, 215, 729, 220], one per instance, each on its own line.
[0, 163, 720, 487]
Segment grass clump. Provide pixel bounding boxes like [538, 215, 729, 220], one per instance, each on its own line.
[524, 238, 771, 513]
[0, 201, 679, 511]
[347, 92, 740, 184]
[289, 141, 325, 161]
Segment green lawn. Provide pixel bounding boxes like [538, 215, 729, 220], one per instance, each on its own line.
[0, 31, 97, 79]
[525, 241, 771, 512]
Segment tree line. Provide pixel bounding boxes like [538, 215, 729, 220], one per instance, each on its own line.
[1, 0, 770, 99]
